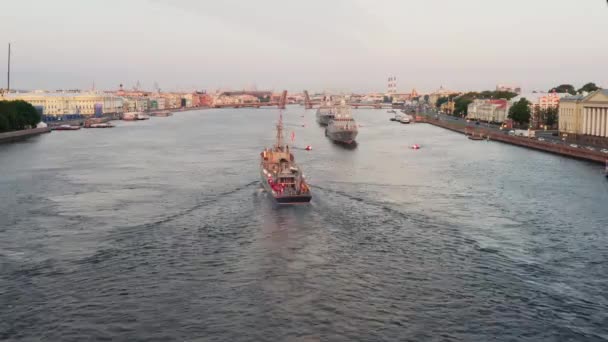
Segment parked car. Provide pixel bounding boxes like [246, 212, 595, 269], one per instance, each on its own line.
[538, 137, 545, 141]
[585, 146, 596, 151]
[600, 149, 608, 154]
[569, 144, 578, 148]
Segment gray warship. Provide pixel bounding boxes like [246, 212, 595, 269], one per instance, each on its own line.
[325, 102, 358, 144]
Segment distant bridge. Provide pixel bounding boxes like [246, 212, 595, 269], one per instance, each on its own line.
[301, 90, 394, 109]
[213, 90, 288, 109]
[213, 102, 279, 109]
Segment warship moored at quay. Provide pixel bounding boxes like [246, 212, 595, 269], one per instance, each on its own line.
[260, 114, 312, 204]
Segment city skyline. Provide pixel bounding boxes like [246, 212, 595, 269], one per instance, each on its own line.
[1, 0, 607, 93]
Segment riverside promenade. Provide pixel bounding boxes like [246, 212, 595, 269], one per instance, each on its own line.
[416, 114, 608, 164]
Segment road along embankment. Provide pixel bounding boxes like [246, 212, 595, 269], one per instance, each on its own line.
[416, 116, 607, 165]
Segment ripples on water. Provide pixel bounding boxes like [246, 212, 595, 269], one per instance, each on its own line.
[1, 108, 608, 341]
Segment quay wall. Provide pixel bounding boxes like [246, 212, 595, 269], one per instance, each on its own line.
[0, 127, 51, 144]
[416, 116, 607, 165]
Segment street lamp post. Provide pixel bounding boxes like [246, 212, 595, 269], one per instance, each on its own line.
[7, 43, 11, 92]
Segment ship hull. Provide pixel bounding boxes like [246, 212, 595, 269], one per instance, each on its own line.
[275, 194, 312, 204]
[325, 128, 358, 144]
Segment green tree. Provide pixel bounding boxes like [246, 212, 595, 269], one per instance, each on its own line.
[382, 96, 393, 103]
[490, 91, 518, 100]
[578, 82, 600, 94]
[454, 97, 473, 116]
[508, 98, 532, 125]
[0, 112, 8, 132]
[544, 107, 558, 127]
[436, 96, 449, 108]
[550, 84, 576, 95]
[0, 100, 41, 132]
[423, 94, 429, 103]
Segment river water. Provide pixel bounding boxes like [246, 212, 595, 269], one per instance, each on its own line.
[1, 107, 607, 341]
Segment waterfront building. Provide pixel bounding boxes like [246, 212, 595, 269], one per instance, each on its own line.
[123, 97, 149, 112]
[559, 90, 608, 146]
[510, 92, 569, 128]
[150, 97, 166, 110]
[558, 94, 584, 134]
[428, 86, 459, 108]
[440, 99, 455, 115]
[467, 99, 509, 123]
[8, 91, 124, 116]
[195, 93, 213, 107]
[162, 93, 184, 109]
[512, 92, 569, 110]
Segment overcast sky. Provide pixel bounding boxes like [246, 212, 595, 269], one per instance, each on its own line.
[1, 0, 607, 93]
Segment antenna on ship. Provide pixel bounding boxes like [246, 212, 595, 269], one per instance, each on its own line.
[275, 110, 284, 149]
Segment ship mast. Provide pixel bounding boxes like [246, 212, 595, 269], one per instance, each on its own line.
[275, 111, 284, 149]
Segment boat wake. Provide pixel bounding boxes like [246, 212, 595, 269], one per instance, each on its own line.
[122, 180, 260, 230]
[311, 184, 447, 228]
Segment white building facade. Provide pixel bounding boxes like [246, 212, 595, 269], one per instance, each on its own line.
[580, 90, 608, 137]
[467, 99, 509, 123]
[8, 92, 124, 116]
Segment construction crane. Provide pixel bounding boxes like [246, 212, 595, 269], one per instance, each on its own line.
[304, 90, 312, 109]
[278, 90, 288, 109]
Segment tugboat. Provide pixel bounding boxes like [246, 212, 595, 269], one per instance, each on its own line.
[325, 102, 358, 144]
[260, 113, 312, 205]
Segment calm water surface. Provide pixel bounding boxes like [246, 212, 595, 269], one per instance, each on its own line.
[1, 107, 608, 341]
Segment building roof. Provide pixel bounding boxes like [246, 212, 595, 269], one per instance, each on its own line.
[431, 86, 458, 96]
[561, 94, 585, 102]
[511, 92, 569, 103]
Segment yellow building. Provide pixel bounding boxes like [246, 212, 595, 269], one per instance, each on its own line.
[428, 86, 459, 108]
[558, 94, 584, 134]
[440, 100, 455, 114]
[8, 92, 124, 116]
[559, 90, 608, 142]
[581, 90, 608, 137]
